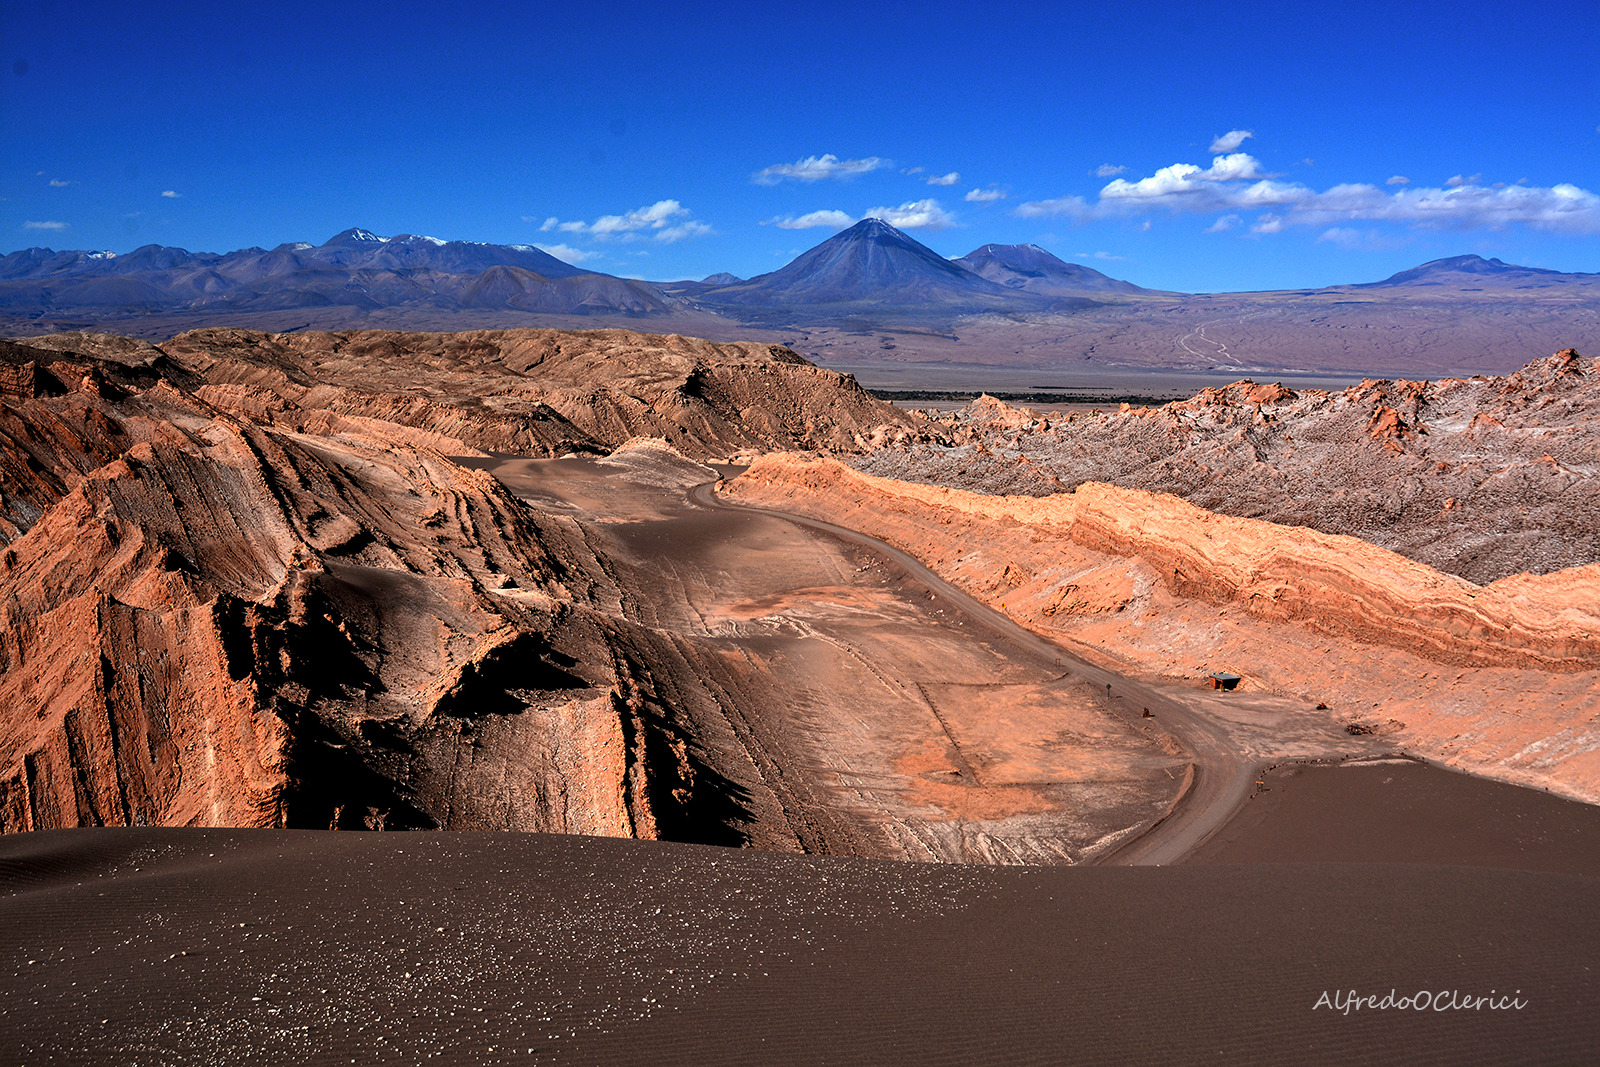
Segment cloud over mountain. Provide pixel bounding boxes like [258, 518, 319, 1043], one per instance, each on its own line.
[1017, 151, 1600, 235]
[862, 199, 955, 231]
[767, 210, 855, 229]
[537, 201, 712, 243]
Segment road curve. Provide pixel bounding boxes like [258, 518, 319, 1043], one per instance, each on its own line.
[690, 480, 1262, 866]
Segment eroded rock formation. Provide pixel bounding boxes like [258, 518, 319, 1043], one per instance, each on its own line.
[19, 327, 933, 461]
[860, 350, 1600, 583]
[722, 454, 1600, 801]
[0, 331, 920, 839]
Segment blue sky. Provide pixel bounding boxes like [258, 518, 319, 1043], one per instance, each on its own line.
[3, 0, 1598, 292]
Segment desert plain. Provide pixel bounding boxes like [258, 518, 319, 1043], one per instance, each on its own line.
[0, 305, 1597, 1062]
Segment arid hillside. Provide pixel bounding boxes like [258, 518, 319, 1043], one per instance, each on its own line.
[23, 327, 934, 461]
[858, 349, 1600, 584]
[723, 455, 1600, 803]
[0, 331, 924, 840]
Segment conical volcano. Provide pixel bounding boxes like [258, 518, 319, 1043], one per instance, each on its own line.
[708, 218, 1038, 310]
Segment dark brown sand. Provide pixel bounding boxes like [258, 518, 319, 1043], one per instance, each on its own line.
[1191, 757, 1600, 876]
[4, 828, 1597, 1065]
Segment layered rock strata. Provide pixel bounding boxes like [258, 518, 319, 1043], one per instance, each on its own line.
[20, 327, 934, 461]
[723, 455, 1600, 800]
[0, 332, 890, 841]
[861, 350, 1600, 583]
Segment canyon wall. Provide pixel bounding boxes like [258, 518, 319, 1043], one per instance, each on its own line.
[723, 455, 1600, 801]
[0, 334, 831, 842]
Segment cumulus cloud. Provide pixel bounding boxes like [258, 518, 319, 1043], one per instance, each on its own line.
[1387, 175, 1410, 185]
[534, 243, 601, 263]
[926, 171, 960, 186]
[161, 190, 181, 198]
[1202, 214, 1241, 233]
[862, 199, 956, 230]
[48, 178, 71, 187]
[1095, 164, 1126, 178]
[1098, 153, 1272, 205]
[753, 154, 887, 184]
[964, 187, 1006, 203]
[1208, 129, 1254, 154]
[1019, 153, 1600, 235]
[539, 200, 713, 243]
[767, 209, 855, 229]
[24, 220, 68, 230]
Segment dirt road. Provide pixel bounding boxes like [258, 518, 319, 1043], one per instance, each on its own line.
[694, 479, 1402, 865]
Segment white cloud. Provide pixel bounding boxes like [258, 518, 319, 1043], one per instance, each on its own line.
[1014, 194, 1094, 221]
[1095, 164, 1126, 178]
[1075, 251, 1125, 261]
[24, 220, 68, 230]
[653, 221, 714, 242]
[1386, 175, 1410, 186]
[1098, 152, 1273, 206]
[534, 243, 601, 263]
[1209, 129, 1254, 154]
[964, 187, 1006, 203]
[161, 190, 181, 198]
[524, 215, 560, 230]
[48, 178, 71, 187]
[926, 171, 960, 186]
[862, 198, 955, 230]
[753, 154, 887, 184]
[1316, 227, 1402, 251]
[767, 209, 855, 229]
[1202, 214, 1241, 233]
[540, 200, 713, 243]
[1020, 152, 1600, 235]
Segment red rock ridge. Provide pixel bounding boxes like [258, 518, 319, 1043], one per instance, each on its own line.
[722, 454, 1600, 802]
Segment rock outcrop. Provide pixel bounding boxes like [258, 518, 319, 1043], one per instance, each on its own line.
[20, 327, 931, 461]
[858, 351, 1600, 583]
[722, 454, 1600, 801]
[1, 330, 904, 839]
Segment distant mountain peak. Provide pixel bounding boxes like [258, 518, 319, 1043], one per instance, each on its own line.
[323, 227, 388, 246]
[953, 242, 1149, 296]
[1361, 253, 1572, 288]
[704, 217, 1027, 310]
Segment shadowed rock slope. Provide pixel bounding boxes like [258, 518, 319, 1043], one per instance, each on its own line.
[0, 330, 923, 838]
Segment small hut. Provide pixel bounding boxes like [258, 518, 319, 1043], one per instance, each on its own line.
[1208, 672, 1241, 691]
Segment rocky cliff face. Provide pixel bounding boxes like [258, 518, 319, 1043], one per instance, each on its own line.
[860, 350, 1600, 583]
[0, 330, 913, 838]
[722, 454, 1600, 801]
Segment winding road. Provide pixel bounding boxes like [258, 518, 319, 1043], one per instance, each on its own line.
[690, 480, 1353, 866]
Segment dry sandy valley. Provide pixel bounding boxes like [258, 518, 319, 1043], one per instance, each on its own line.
[2, 325, 1598, 1062]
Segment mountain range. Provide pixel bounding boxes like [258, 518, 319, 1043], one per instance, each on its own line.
[0, 220, 1147, 322]
[3, 220, 1597, 377]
